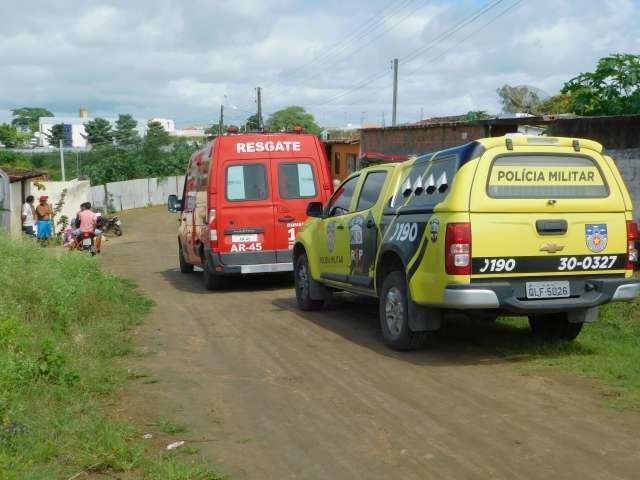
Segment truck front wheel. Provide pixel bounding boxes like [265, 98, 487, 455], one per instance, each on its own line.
[379, 271, 428, 351]
[528, 313, 583, 341]
[294, 253, 325, 311]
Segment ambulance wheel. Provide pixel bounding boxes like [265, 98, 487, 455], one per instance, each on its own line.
[528, 313, 583, 341]
[379, 271, 428, 351]
[295, 253, 324, 311]
[178, 243, 194, 273]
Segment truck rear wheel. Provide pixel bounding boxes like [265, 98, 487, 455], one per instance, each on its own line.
[295, 253, 324, 311]
[379, 271, 428, 351]
[528, 313, 583, 341]
[178, 243, 194, 274]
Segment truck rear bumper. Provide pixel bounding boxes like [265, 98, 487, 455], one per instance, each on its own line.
[439, 277, 639, 314]
[208, 251, 292, 275]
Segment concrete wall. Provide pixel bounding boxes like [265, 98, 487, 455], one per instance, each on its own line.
[9, 183, 22, 237]
[90, 175, 185, 212]
[0, 171, 10, 233]
[549, 115, 640, 149]
[360, 124, 488, 157]
[26, 179, 91, 233]
[607, 148, 640, 221]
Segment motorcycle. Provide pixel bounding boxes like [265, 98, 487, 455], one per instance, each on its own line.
[101, 215, 123, 236]
[79, 231, 97, 256]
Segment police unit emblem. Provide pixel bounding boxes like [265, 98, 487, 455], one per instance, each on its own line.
[585, 224, 607, 253]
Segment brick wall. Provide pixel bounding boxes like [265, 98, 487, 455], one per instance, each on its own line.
[360, 124, 488, 157]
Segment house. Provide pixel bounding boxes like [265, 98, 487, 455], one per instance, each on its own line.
[0, 167, 47, 236]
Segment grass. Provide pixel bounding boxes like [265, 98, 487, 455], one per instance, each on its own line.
[442, 299, 640, 409]
[0, 234, 225, 479]
[155, 418, 188, 435]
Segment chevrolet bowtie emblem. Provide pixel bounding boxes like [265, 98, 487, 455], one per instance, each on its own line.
[539, 242, 565, 253]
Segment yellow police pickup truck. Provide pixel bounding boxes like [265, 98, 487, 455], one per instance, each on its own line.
[293, 135, 640, 350]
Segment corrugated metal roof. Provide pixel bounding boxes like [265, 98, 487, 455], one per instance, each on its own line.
[0, 167, 48, 183]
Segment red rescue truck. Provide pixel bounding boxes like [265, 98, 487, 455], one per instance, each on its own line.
[168, 132, 333, 289]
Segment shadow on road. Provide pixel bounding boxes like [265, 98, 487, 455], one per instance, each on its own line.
[273, 294, 597, 367]
[159, 268, 294, 295]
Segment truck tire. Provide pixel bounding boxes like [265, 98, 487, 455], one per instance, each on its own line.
[528, 313, 583, 341]
[178, 243, 193, 274]
[202, 251, 223, 290]
[379, 271, 428, 351]
[295, 253, 325, 311]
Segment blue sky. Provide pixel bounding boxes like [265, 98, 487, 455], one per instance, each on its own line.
[0, 0, 639, 128]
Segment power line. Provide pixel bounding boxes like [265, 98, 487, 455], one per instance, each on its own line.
[317, 0, 525, 111]
[315, 0, 507, 107]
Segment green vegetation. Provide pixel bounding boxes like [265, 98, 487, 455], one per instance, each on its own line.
[446, 300, 640, 409]
[266, 105, 321, 135]
[155, 418, 187, 435]
[0, 139, 196, 184]
[44, 123, 69, 147]
[0, 235, 224, 479]
[562, 53, 640, 116]
[11, 107, 53, 133]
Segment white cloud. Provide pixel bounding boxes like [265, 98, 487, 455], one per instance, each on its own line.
[0, 0, 638, 127]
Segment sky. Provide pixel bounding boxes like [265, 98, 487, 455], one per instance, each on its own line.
[0, 0, 639, 128]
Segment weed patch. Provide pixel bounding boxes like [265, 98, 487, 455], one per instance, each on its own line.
[0, 235, 224, 479]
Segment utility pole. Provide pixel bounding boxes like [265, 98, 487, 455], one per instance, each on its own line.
[59, 139, 66, 182]
[219, 104, 224, 136]
[392, 58, 399, 127]
[381, 112, 386, 128]
[420, 107, 424, 122]
[256, 86, 263, 130]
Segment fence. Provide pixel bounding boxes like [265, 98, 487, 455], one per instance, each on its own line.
[90, 175, 185, 212]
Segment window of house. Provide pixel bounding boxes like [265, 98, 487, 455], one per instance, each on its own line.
[347, 153, 358, 173]
[334, 152, 341, 175]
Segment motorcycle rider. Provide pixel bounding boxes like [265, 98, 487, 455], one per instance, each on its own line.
[74, 202, 103, 253]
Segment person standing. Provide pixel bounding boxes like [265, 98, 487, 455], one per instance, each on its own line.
[35, 195, 53, 244]
[21, 195, 36, 236]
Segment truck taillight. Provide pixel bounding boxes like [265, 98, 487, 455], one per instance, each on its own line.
[626, 220, 638, 270]
[445, 223, 471, 275]
[208, 209, 219, 251]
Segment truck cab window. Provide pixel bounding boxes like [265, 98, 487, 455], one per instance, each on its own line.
[326, 175, 359, 217]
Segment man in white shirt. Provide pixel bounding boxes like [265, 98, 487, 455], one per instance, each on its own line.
[21, 195, 35, 236]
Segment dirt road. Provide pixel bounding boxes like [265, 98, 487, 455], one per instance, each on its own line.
[105, 207, 640, 480]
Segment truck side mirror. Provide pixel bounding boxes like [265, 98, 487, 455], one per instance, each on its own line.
[306, 201, 323, 218]
[167, 194, 182, 213]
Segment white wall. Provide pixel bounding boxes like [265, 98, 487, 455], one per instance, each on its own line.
[10, 183, 22, 237]
[90, 175, 185, 212]
[0, 171, 9, 233]
[27, 179, 91, 233]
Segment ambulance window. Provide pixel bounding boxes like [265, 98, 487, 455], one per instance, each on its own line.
[487, 155, 608, 198]
[226, 164, 268, 201]
[327, 175, 359, 216]
[356, 171, 387, 211]
[278, 162, 317, 199]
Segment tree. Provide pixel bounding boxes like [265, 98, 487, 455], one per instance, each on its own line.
[83, 118, 113, 146]
[0, 123, 20, 147]
[11, 107, 53, 132]
[561, 53, 640, 116]
[496, 85, 547, 114]
[536, 92, 577, 115]
[143, 121, 171, 161]
[462, 111, 493, 121]
[114, 114, 139, 146]
[245, 114, 260, 130]
[44, 123, 69, 147]
[266, 106, 321, 135]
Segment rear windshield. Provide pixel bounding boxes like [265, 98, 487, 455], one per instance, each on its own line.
[226, 164, 268, 201]
[487, 155, 608, 198]
[278, 162, 317, 199]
